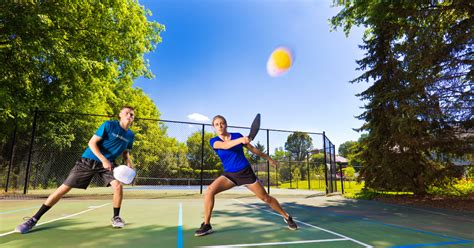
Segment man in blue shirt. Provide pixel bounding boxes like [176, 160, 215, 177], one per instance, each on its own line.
[16, 106, 136, 234]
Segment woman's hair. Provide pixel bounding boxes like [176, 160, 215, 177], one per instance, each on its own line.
[212, 115, 227, 125]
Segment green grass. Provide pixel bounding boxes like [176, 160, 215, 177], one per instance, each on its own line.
[277, 178, 474, 199]
[277, 179, 364, 195]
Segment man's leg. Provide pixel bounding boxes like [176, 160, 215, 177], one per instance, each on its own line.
[110, 180, 125, 228]
[15, 184, 72, 234]
[44, 184, 73, 207]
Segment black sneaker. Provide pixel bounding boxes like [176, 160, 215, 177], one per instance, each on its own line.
[284, 216, 298, 230]
[194, 222, 213, 237]
[15, 217, 38, 234]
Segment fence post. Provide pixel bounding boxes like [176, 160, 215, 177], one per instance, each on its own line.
[24, 108, 39, 194]
[331, 144, 336, 192]
[288, 155, 292, 189]
[323, 131, 329, 194]
[307, 152, 310, 190]
[200, 124, 205, 194]
[266, 129, 270, 194]
[339, 160, 344, 195]
[5, 120, 18, 192]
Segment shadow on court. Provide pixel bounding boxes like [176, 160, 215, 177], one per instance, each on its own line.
[1, 197, 473, 247]
[202, 198, 474, 247]
[1, 220, 178, 247]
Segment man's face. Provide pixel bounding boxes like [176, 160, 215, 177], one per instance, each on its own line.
[119, 108, 135, 124]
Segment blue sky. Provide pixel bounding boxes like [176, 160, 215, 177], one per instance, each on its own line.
[134, 0, 368, 151]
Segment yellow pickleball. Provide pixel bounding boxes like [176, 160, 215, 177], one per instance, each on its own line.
[267, 47, 293, 77]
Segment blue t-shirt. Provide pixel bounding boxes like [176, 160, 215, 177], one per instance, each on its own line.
[82, 120, 135, 162]
[210, 132, 250, 172]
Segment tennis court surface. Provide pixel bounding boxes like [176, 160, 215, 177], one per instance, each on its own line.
[1, 189, 473, 248]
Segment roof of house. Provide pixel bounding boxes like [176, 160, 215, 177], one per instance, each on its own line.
[335, 155, 348, 163]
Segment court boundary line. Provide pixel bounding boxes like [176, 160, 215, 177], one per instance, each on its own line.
[198, 238, 350, 247]
[233, 199, 373, 248]
[0, 206, 40, 215]
[0, 203, 110, 237]
[178, 202, 183, 248]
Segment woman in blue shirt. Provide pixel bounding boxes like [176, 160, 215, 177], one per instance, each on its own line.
[195, 115, 297, 236]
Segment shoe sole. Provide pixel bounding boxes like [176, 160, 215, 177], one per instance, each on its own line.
[194, 229, 213, 237]
[15, 227, 33, 234]
[112, 224, 124, 228]
[284, 219, 298, 230]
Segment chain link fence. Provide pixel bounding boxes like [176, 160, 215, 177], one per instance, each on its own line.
[1, 110, 343, 198]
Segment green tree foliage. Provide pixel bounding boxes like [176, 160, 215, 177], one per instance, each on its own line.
[132, 119, 188, 179]
[248, 141, 266, 164]
[344, 166, 355, 179]
[310, 153, 325, 165]
[0, 0, 164, 143]
[284, 132, 313, 162]
[338, 141, 357, 158]
[1, 0, 164, 118]
[0, 1, 169, 188]
[331, 1, 473, 195]
[272, 147, 288, 162]
[186, 131, 221, 172]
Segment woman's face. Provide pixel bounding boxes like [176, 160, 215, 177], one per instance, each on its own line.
[212, 117, 227, 135]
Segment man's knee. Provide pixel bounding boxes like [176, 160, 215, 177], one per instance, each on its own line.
[111, 181, 123, 191]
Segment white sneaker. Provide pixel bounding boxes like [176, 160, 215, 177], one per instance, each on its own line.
[111, 216, 125, 228]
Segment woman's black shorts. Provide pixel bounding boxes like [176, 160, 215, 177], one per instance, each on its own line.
[222, 166, 258, 186]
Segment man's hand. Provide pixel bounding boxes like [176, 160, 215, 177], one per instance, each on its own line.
[102, 160, 113, 171]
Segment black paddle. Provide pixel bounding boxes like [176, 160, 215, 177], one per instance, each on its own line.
[248, 113, 261, 141]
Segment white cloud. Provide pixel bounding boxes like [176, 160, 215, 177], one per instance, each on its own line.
[187, 113, 210, 122]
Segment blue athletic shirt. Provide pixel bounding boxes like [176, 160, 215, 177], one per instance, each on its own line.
[210, 132, 250, 172]
[82, 120, 135, 162]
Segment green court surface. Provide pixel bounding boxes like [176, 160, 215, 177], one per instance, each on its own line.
[1, 193, 473, 248]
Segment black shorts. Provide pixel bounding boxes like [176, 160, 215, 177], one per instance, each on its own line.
[63, 158, 116, 189]
[222, 166, 258, 186]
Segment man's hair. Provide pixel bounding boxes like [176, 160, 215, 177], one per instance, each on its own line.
[212, 115, 227, 125]
[121, 106, 135, 111]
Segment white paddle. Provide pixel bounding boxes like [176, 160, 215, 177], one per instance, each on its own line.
[113, 165, 136, 184]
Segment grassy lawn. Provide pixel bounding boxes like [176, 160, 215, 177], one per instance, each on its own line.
[276, 178, 474, 199]
[276, 179, 364, 195]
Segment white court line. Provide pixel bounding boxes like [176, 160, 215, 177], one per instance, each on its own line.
[199, 238, 349, 247]
[0, 203, 110, 237]
[233, 199, 373, 248]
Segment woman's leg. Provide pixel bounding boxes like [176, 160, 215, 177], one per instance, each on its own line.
[246, 181, 289, 219]
[203, 176, 235, 224]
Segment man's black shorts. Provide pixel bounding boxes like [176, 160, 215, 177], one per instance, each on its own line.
[222, 166, 258, 186]
[63, 158, 116, 189]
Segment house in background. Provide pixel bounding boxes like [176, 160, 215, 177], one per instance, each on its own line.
[335, 155, 348, 168]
